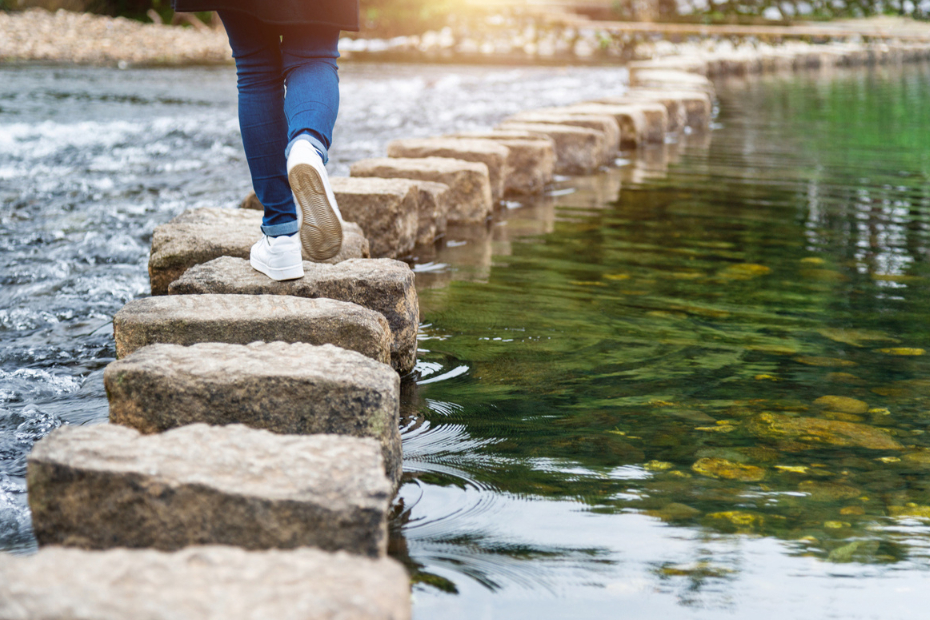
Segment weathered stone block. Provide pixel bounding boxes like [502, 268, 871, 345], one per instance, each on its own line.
[169, 256, 418, 375]
[0, 546, 411, 620]
[568, 102, 669, 145]
[350, 157, 492, 224]
[28, 424, 393, 556]
[387, 138, 509, 202]
[113, 294, 391, 366]
[105, 342, 401, 483]
[415, 180, 450, 245]
[506, 111, 621, 151]
[495, 122, 608, 174]
[593, 94, 684, 133]
[149, 208, 370, 296]
[445, 130, 555, 195]
[329, 177, 419, 259]
[628, 57, 709, 76]
[622, 89, 713, 130]
[629, 68, 715, 97]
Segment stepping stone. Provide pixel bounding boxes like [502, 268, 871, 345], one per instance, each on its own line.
[495, 122, 608, 174]
[329, 177, 419, 259]
[148, 208, 370, 296]
[386, 138, 510, 203]
[0, 545, 410, 620]
[413, 180, 450, 245]
[169, 257, 418, 375]
[628, 57, 708, 76]
[622, 89, 713, 130]
[444, 130, 555, 195]
[628, 68, 715, 97]
[505, 111, 620, 152]
[350, 157, 492, 224]
[565, 102, 669, 145]
[28, 423, 394, 556]
[104, 342, 402, 483]
[243, 181, 450, 252]
[113, 294, 391, 366]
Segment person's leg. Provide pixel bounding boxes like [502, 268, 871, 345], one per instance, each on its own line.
[219, 9, 298, 237]
[279, 24, 341, 164]
[279, 25, 344, 261]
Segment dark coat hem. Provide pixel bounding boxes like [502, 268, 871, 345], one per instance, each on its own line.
[171, 2, 360, 31]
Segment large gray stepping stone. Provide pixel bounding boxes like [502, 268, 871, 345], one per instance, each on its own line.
[0, 545, 410, 620]
[329, 177, 419, 259]
[628, 57, 709, 76]
[350, 156, 492, 224]
[444, 130, 555, 195]
[148, 208, 370, 296]
[414, 180, 450, 245]
[505, 111, 621, 152]
[169, 257, 418, 375]
[113, 294, 391, 366]
[386, 138, 510, 203]
[561, 102, 669, 145]
[27, 423, 393, 556]
[495, 122, 608, 174]
[104, 342, 402, 483]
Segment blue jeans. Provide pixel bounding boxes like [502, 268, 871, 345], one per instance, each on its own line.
[220, 10, 341, 237]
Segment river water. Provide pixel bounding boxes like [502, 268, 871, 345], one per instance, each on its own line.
[4, 60, 930, 618]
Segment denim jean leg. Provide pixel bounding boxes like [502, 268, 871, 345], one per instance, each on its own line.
[219, 10, 299, 237]
[280, 24, 341, 167]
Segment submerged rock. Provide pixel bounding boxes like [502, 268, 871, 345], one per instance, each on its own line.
[798, 480, 862, 502]
[645, 502, 701, 522]
[105, 342, 402, 484]
[28, 424, 393, 556]
[813, 396, 869, 414]
[692, 457, 765, 482]
[0, 546, 411, 620]
[878, 347, 926, 356]
[793, 356, 857, 367]
[744, 412, 903, 450]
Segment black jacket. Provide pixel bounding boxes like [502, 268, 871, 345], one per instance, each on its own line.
[171, 0, 359, 31]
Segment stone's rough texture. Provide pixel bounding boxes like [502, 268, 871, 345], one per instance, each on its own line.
[446, 130, 556, 195]
[692, 457, 765, 482]
[496, 122, 608, 174]
[350, 157, 492, 224]
[414, 180, 450, 245]
[629, 57, 709, 76]
[568, 102, 669, 145]
[105, 342, 402, 482]
[148, 208, 369, 295]
[113, 294, 391, 366]
[0, 545, 410, 620]
[629, 69, 716, 97]
[387, 138, 510, 202]
[622, 89, 713, 130]
[28, 424, 393, 556]
[239, 191, 262, 210]
[330, 177, 419, 259]
[744, 412, 904, 450]
[506, 112, 621, 152]
[169, 256, 418, 374]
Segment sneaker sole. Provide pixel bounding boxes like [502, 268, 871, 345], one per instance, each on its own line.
[249, 255, 304, 281]
[289, 163, 343, 262]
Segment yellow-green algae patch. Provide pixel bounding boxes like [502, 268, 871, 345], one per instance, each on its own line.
[877, 347, 926, 356]
[888, 504, 930, 519]
[814, 395, 869, 414]
[719, 263, 771, 280]
[794, 356, 857, 367]
[798, 480, 862, 502]
[817, 328, 897, 347]
[744, 412, 903, 450]
[692, 457, 765, 482]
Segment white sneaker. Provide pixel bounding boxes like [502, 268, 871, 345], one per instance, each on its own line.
[249, 234, 304, 281]
[287, 140, 344, 261]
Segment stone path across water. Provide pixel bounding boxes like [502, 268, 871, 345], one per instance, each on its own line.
[19, 39, 930, 618]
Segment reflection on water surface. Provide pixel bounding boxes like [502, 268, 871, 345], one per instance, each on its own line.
[402, 64, 930, 618]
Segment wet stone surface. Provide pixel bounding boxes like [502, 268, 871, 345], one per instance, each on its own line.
[28, 423, 393, 556]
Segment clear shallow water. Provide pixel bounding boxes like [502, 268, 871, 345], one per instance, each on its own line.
[405, 66, 930, 617]
[5, 59, 930, 618]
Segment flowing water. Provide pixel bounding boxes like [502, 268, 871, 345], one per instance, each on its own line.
[4, 60, 930, 618]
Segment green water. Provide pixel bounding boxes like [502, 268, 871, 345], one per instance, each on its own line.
[399, 64, 930, 618]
